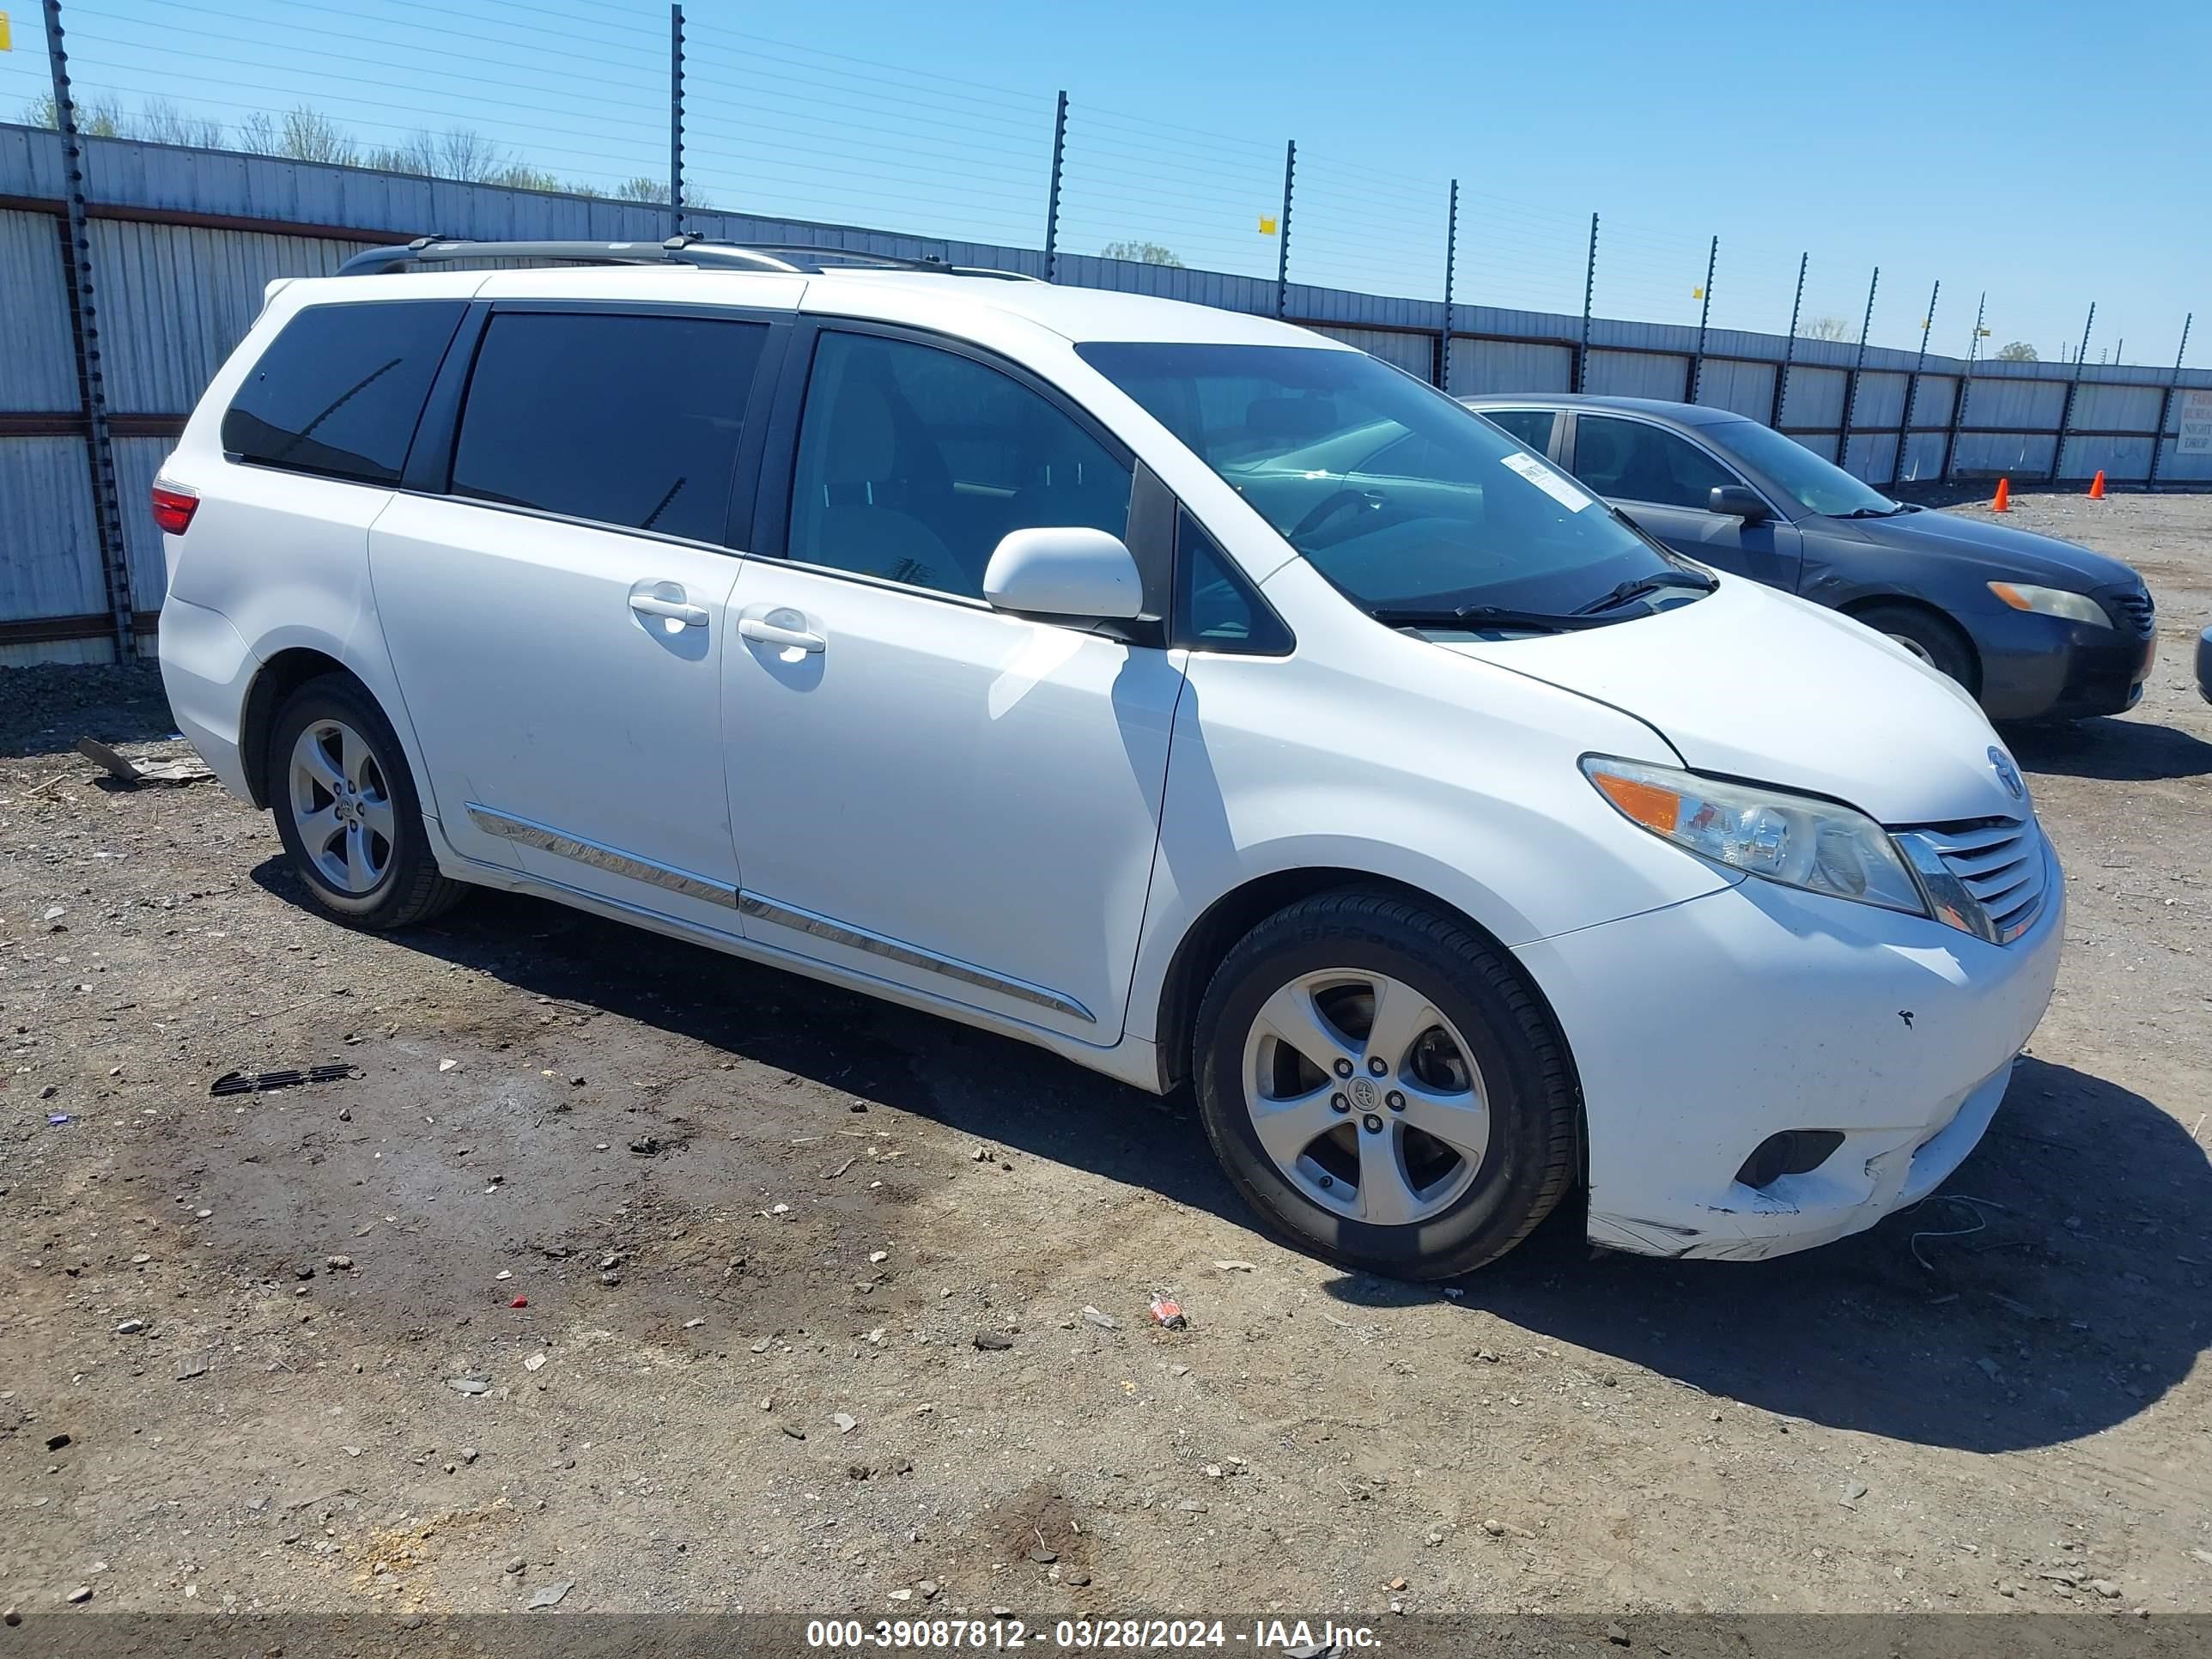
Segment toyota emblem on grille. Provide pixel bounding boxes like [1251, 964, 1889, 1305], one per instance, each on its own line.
[1988, 746, 2025, 801]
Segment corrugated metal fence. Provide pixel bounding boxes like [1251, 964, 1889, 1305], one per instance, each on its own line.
[4, 122, 2209, 664]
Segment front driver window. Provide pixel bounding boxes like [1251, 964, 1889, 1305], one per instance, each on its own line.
[1573, 416, 1741, 512]
[788, 331, 1133, 600]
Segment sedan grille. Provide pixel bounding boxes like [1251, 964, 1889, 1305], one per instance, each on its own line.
[2103, 587, 2154, 640]
[1896, 817, 2049, 945]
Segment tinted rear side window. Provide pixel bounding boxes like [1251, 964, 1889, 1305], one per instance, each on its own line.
[450, 312, 769, 544]
[222, 301, 466, 484]
[1481, 407, 1557, 453]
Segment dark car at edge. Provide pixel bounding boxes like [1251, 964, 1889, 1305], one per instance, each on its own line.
[1463, 394, 2158, 722]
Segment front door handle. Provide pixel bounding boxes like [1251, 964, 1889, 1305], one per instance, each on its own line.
[630, 592, 709, 628]
[739, 617, 826, 654]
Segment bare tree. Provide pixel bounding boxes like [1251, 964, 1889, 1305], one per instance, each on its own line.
[1803, 315, 1855, 341]
[1995, 341, 2039, 362]
[235, 110, 281, 155]
[134, 98, 225, 148]
[241, 106, 358, 166]
[1100, 239, 1184, 268]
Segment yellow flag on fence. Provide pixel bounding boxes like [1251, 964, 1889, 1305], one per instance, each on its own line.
[0, 12, 13, 51]
[1692, 285, 1704, 300]
[1258, 216, 1278, 236]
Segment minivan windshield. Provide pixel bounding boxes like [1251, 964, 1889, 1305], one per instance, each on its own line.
[1700, 416, 1904, 519]
[1076, 342, 1699, 623]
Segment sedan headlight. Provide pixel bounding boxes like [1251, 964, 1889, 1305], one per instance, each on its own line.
[1988, 581, 2112, 628]
[1582, 757, 1928, 916]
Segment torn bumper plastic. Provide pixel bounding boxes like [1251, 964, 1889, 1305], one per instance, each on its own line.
[1517, 837, 2065, 1263]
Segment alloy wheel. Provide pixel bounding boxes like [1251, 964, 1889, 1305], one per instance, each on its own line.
[288, 720, 396, 895]
[1239, 969, 1490, 1226]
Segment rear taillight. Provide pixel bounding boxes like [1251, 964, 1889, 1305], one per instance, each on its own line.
[150, 482, 199, 537]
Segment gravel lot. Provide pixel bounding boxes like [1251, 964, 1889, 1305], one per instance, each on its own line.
[3, 488, 2209, 1632]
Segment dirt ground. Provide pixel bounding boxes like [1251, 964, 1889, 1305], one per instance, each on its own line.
[3, 488, 2209, 1633]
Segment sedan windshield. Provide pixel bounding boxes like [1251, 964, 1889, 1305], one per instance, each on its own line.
[1076, 342, 1697, 623]
[1701, 416, 1903, 519]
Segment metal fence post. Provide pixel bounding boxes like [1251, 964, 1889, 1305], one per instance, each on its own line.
[2147, 312, 2192, 490]
[1274, 139, 1296, 319]
[1575, 213, 1598, 393]
[2050, 301, 2094, 482]
[42, 0, 135, 661]
[1838, 264, 1879, 472]
[1686, 234, 1717, 404]
[1042, 90, 1067, 283]
[1438, 179, 1458, 391]
[1770, 252, 1808, 429]
[1942, 290, 1985, 484]
[1896, 280, 1939, 486]
[667, 3, 684, 236]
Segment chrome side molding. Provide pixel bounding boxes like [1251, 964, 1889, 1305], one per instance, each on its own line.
[466, 804, 1094, 1024]
[738, 893, 1096, 1024]
[465, 805, 739, 908]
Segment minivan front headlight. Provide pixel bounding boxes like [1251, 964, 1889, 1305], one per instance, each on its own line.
[1581, 757, 1928, 916]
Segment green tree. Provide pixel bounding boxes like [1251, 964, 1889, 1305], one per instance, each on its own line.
[22, 92, 125, 137]
[1100, 239, 1184, 268]
[1995, 341, 2039, 362]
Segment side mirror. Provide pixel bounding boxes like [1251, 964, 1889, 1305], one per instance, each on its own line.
[1710, 485, 1771, 526]
[983, 527, 1145, 621]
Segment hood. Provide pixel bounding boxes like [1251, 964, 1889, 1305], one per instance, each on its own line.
[1835, 507, 2142, 591]
[1438, 579, 2028, 826]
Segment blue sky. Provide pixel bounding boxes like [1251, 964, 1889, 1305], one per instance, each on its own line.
[6, 0, 2203, 364]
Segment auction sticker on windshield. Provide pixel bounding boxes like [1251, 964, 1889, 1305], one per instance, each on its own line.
[1500, 449, 1594, 511]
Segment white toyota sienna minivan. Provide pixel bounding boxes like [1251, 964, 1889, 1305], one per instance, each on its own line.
[154, 237, 2063, 1278]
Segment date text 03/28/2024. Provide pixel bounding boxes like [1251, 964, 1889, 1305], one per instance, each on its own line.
[804, 1618, 1382, 1651]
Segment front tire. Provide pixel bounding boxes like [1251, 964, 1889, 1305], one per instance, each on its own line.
[1192, 888, 1578, 1279]
[1854, 601, 1978, 692]
[266, 674, 464, 930]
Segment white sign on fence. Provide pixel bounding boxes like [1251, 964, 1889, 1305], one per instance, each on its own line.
[2179, 388, 2212, 455]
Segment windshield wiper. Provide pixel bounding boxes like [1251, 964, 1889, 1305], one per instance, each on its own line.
[1837, 503, 1909, 519]
[1571, 568, 1718, 616]
[1370, 603, 1612, 635]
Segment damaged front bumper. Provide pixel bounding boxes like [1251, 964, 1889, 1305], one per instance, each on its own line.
[1516, 842, 2064, 1263]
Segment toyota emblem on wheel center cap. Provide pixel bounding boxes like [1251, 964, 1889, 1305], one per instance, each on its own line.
[1350, 1077, 1382, 1111]
[1987, 746, 2026, 801]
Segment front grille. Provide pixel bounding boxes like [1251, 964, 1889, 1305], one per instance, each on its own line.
[2104, 587, 2154, 640]
[1901, 817, 2049, 945]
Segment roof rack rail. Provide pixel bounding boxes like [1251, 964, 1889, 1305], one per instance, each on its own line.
[335, 234, 1042, 282]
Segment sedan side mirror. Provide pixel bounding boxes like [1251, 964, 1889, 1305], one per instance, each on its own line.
[1710, 485, 1772, 526]
[983, 527, 1146, 621]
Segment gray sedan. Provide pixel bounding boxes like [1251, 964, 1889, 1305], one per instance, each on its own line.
[1463, 394, 2156, 722]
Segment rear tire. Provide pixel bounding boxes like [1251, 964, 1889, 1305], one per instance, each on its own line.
[1191, 888, 1578, 1279]
[266, 674, 465, 930]
[1854, 602, 1978, 692]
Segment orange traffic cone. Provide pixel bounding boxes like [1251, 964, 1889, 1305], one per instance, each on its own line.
[2088, 470, 2107, 501]
[1991, 477, 2011, 512]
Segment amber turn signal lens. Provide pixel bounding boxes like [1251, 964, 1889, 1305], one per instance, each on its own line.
[1589, 770, 1680, 833]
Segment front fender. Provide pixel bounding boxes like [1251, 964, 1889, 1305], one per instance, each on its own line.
[1125, 641, 1734, 1044]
